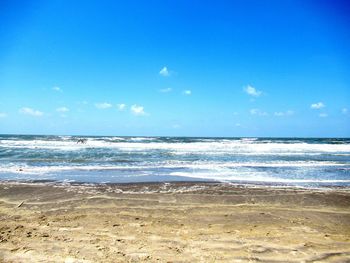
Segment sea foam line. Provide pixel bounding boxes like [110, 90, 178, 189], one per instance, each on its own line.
[0, 161, 348, 175]
[1, 139, 350, 154]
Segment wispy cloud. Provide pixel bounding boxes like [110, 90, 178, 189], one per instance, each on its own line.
[274, 110, 294, 117]
[183, 90, 191, 95]
[0, 112, 7, 118]
[56, 107, 69, 113]
[52, 86, 62, 92]
[117, 103, 126, 111]
[342, 108, 348, 114]
[319, 113, 328, 118]
[19, 107, 44, 117]
[172, 124, 181, 129]
[95, 102, 112, 109]
[159, 88, 172, 93]
[244, 85, 262, 97]
[311, 102, 325, 109]
[131, 104, 146, 116]
[250, 108, 268, 116]
[159, 66, 170, 77]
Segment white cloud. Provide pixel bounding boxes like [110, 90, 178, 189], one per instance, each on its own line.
[172, 124, 181, 129]
[117, 103, 126, 111]
[52, 86, 62, 92]
[311, 102, 325, 109]
[274, 110, 294, 117]
[95, 102, 112, 109]
[131, 104, 146, 116]
[19, 107, 44, 117]
[235, 123, 241, 127]
[319, 113, 328, 118]
[250, 108, 268, 116]
[342, 108, 348, 114]
[56, 107, 69, 113]
[159, 88, 172, 93]
[244, 85, 262, 97]
[183, 90, 191, 95]
[159, 66, 170, 77]
[0, 112, 7, 118]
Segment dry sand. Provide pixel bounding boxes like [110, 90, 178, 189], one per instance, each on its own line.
[0, 181, 350, 262]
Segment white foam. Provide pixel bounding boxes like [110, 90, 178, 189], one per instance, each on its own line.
[0, 160, 347, 175]
[1, 138, 349, 155]
[99, 137, 125, 141]
[129, 137, 157, 141]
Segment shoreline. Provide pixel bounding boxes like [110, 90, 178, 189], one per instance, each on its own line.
[1, 178, 350, 191]
[0, 181, 350, 262]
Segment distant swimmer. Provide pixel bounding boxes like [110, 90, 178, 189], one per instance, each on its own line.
[77, 138, 87, 144]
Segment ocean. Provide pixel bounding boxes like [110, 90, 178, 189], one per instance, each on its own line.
[0, 134, 349, 188]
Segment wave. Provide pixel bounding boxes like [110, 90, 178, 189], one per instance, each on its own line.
[1, 164, 349, 185]
[0, 160, 347, 175]
[1, 136, 349, 186]
[1, 139, 350, 154]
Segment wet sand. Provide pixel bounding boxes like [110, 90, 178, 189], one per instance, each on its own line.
[0, 181, 350, 262]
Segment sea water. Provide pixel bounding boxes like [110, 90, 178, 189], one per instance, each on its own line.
[0, 135, 349, 187]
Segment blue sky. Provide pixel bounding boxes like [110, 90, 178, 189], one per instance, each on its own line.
[0, 0, 349, 137]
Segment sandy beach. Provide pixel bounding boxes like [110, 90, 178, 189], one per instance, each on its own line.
[0, 182, 349, 262]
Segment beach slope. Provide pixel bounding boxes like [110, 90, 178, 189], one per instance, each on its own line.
[0, 182, 350, 262]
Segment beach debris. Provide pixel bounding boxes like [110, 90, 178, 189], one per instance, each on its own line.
[17, 201, 25, 208]
[77, 138, 87, 144]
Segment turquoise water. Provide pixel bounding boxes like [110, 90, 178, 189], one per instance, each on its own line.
[0, 135, 349, 187]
